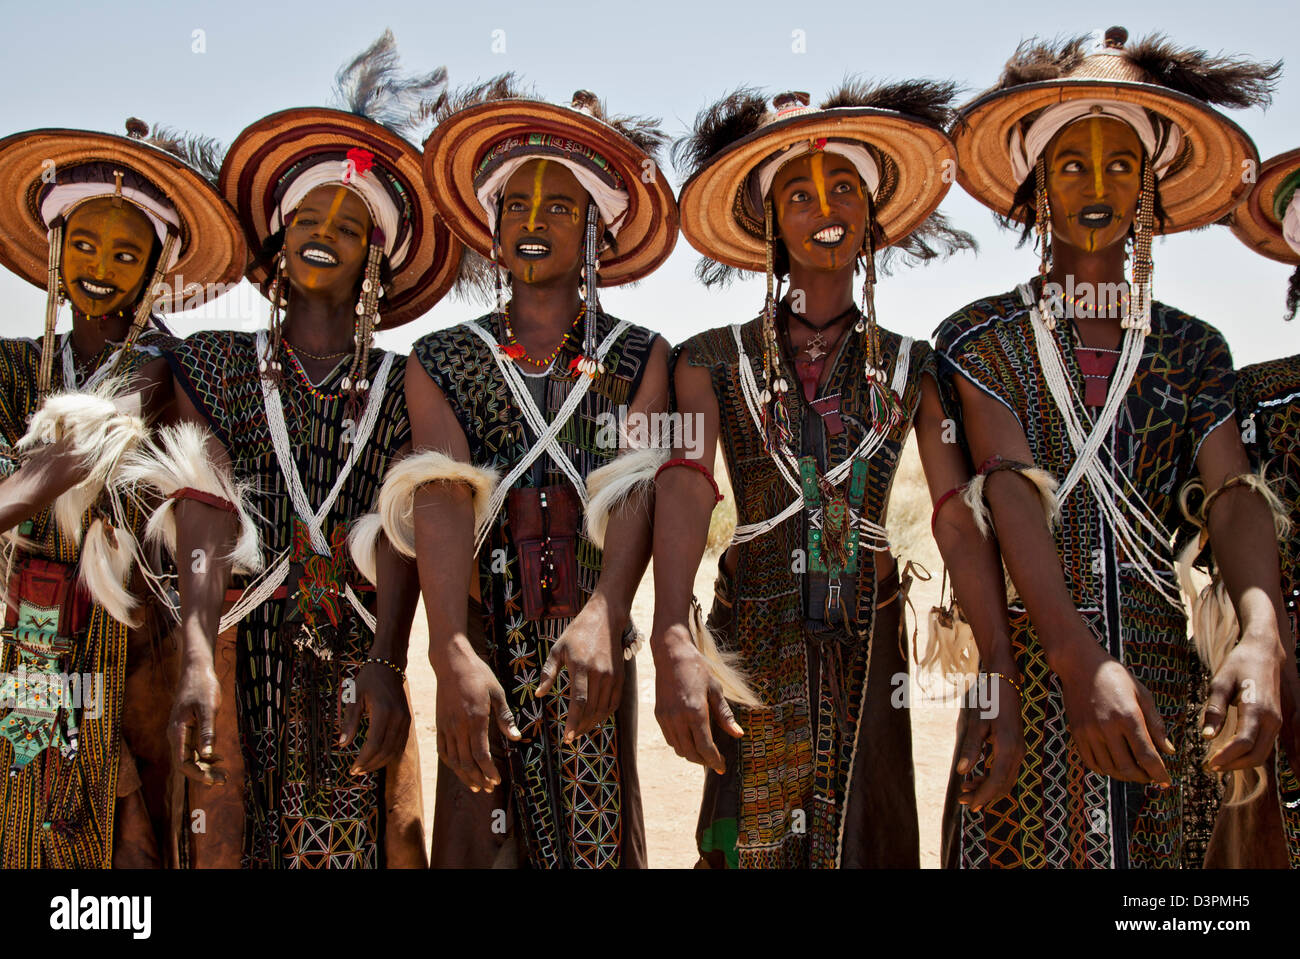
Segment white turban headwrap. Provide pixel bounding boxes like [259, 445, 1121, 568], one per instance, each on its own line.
[41, 183, 182, 271]
[270, 159, 410, 269]
[752, 140, 881, 208]
[1007, 99, 1184, 186]
[1282, 189, 1300, 258]
[474, 156, 630, 239]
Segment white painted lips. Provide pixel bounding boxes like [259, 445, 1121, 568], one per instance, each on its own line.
[812, 225, 845, 244]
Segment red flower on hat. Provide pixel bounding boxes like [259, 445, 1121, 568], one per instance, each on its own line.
[345, 147, 375, 180]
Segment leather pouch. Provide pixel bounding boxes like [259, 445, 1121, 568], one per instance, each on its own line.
[507, 484, 581, 620]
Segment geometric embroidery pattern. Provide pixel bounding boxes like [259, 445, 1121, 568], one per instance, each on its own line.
[936, 284, 1231, 868]
[414, 311, 657, 868]
[168, 331, 410, 868]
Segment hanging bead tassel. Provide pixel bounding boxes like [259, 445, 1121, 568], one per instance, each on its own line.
[260, 252, 288, 380]
[38, 222, 64, 396]
[859, 202, 903, 430]
[576, 203, 604, 376]
[107, 230, 177, 382]
[1126, 158, 1156, 334]
[342, 231, 384, 409]
[1033, 156, 1058, 331]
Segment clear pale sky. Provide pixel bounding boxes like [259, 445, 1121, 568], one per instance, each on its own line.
[1, 0, 1296, 365]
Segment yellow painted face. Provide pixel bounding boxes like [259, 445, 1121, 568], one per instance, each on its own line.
[59, 196, 156, 316]
[770, 151, 867, 274]
[1045, 116, 1143, 255]
[498, 158, 592, 286]
[284, 184, 373, 299]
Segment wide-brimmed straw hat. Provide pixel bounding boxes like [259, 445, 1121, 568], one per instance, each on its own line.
[424, 86, 678, 286]
[0, 126, 245, 310]
[954, 27, 1278, 234]
[221, 106, 458, 328]
[1229, 148, 1300, 263]
[676, 82, 960, 272]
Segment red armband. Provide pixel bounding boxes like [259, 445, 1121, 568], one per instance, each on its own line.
[930, 483, 968, 538]
[168, 487, 238, 514]
[655, 458, 723, 503]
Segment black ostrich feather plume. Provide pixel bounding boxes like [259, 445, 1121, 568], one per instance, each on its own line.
[1125, 34, 1279, 108]
[332, 29, 448, 142]
[992, 35, 1093, 91]
[988, 31, 1279, 109]
[820, 77, 961, 128]
[671, 87, 768, 182]
[124, 118, 225, 187]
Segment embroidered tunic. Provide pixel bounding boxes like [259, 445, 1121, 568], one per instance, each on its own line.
[1236, 353, 1300, 866]
[679, 317, 930, 868]
[168, 331, 410, 868]
[935, 283, 1228, 868]
[0, 327, 171, 867]
[413, 310, 655, 869]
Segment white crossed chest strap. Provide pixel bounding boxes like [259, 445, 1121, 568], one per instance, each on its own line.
[462, 317, 629, 556]
[730, 325, 912, 545]
[219, 333, 394, 634]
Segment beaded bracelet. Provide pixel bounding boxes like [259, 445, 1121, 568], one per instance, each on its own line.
[168, 487, 238, 514]
[983, 670, 1024, 700]
[365, 657, 406, 681]
[930, 483, 968, 537]
[655, 458, 724, 503]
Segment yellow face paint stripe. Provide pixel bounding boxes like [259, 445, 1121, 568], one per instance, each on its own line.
[527, 160, 548, 231]
[302, 187, 350, 284]
[810, 151, 830, 217]
[1090, 119, 1105, 201]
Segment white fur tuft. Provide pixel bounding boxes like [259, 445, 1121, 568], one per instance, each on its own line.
[377, 451, 500, 559]
[120, 422, 263, 574]
[80, 517, 141, 626]
[348, 513, 385, 585]
[584, 446, 670, 550]
[690, 598, 762, 708]
[16, 378, 146, 545]
[962, 464, 1059, 539]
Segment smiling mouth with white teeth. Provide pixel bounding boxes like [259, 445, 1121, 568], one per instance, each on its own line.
[516, 240, 551, 259]
[811, 224, 846, 246]
[1078, 205, 1115, 230]
[299, 242, 339, 267]
[77, 279, 118, 299]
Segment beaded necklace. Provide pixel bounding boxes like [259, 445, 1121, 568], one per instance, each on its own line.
[498, 302, 586, 369]
[284, 341, 344, 401]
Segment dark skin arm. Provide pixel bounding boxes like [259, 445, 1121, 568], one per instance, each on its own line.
[536, 336, 671, 740]
[916, 377, 1025, 809]
[170, 381, 237, 785]
[339, 441, 420, 775]
[955, 374, 1175, 785]
[1194, 422, 1289, 773]
[407, 352, 520, 795]
[649, 353, 744, 775]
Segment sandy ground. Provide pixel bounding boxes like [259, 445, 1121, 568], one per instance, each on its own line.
[405, 437, 960, 867]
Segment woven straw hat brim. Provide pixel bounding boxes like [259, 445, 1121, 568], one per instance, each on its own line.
[220, 107, 460, 328]
[954, 78, 1259, 234]
[1229, 147, 1300, 264]
[677, 107, 956, 272]
[0, 128, 245, 311]
[423, 99, 679, 286]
